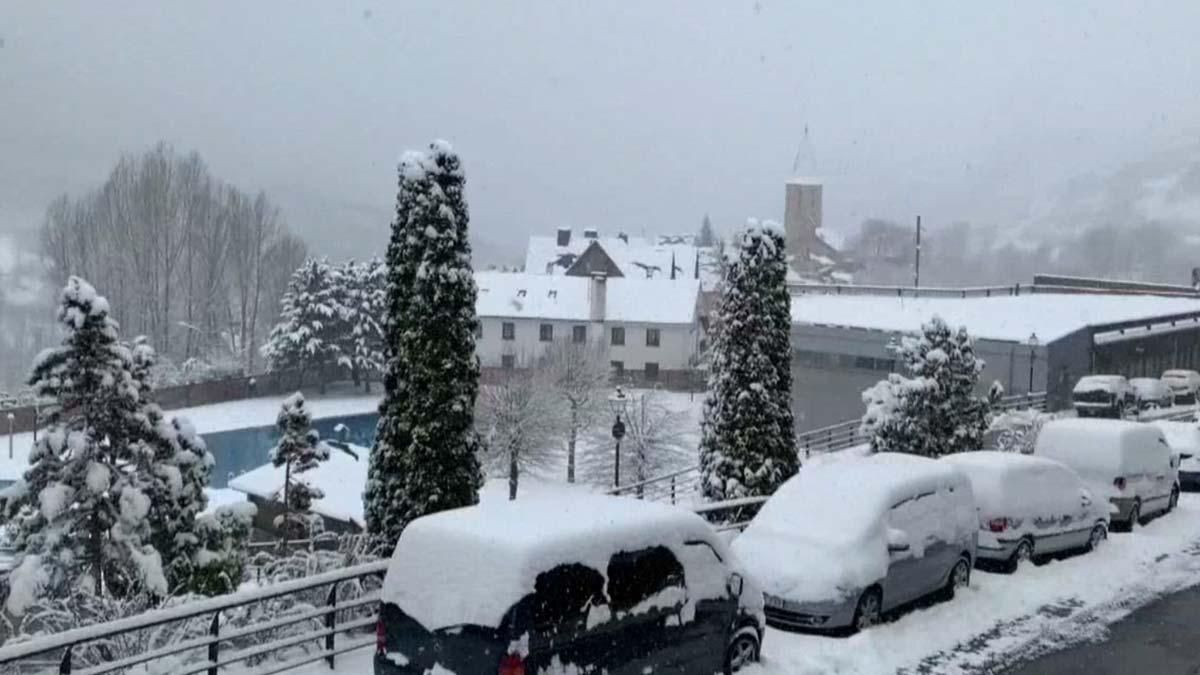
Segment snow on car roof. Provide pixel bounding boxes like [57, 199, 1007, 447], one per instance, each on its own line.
[1151, 421, 1200, 456]
[228, 442, 368, 526]
[380, 495, 716, 631]
[790, 292, 1200, 343]
[1034, 419, 1170, 480]
[1073, 375, 1126, 393]
[942, 451, 1083, 517]
[474, 271, 699, 324]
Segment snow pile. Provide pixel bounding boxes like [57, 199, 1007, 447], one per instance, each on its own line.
[380, 495, 730, 631]
[733, 453, 972, 604]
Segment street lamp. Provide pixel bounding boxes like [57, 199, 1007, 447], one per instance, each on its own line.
[1027, 333, 1040, 394]
[6, 413, 13, 460]
[608, 387, 629, 489]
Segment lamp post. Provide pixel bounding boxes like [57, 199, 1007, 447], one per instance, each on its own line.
[608, 387, 629, 489]
[1027, 333, 1040, 394]
[6, 413, 13, 460]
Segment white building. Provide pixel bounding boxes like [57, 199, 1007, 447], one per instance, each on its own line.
[475, 271, 704, 384]
[523, 228, 722, 290]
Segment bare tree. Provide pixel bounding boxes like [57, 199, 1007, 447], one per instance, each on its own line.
[583, 389, 692, 491]
[539, 339, 610, 483]
[476, 369, 561, 500]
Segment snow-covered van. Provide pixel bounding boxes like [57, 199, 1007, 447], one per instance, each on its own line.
[1034, 419, 1179, 531]
[374, 495, 765, 675]
[942, 452, 1109, 572]
[1130, 377, 1173, 410]
[732, 453, 977, 633]
[1071, 375, 1135, 418]
[1152, 420, 1200, 491]
[1162, 369, 1200, 405]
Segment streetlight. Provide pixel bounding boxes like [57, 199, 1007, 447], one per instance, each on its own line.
[6, 413, 13, 460]
[1027, 333, 1040, 394]
[608, 387, 629, 489]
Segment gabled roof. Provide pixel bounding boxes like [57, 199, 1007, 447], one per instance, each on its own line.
[524, 233, 722, 289]
[475, 271, 700, 325]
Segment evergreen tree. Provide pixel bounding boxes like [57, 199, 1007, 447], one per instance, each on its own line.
[269, 393, 330, 541]
[698, 222, 797, 503]
[338, 259, 387, 392]
[365, 140, 483, 544]
[698, 213, 717, 247]
[3, 278, 167, 614]
[261, 258, 342, 391]
[861, 316, 1000, 457]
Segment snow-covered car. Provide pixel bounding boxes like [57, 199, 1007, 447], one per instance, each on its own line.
[1129, 377, 1173, 410]
[1034, 419, 1179, 531]
[1071, 375, 1135, 418]
[374, 494, 765, 675]
[732, 453, 977, 633]
[1152, 420, 1200, 491]
[942, 452, 1109, 572]
[1162, 369, 1200, 405]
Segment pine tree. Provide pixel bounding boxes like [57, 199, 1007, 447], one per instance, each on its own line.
[338, 259, 386, 392]
[861, 316, 999, 457]
[698, 214, 717, 247]
[261, 258, 342, 391]
[699, 222, 797, 503]
[3, 278, 167, 614]
[365, 140, 483, 544]
[270, 393, 330, 542]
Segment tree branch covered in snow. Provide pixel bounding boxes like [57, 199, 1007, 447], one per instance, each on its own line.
[476, 369, 561, 500]
[538, 339, 610, 483]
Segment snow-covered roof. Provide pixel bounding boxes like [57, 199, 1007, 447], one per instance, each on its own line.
[228, 443, 369, 527]
[475, 271, 700, 325]
[1150, 420, 1200, 456]
[523, 234, 721, 288]
[790, 292, 1200, 343]
[380, 494, 717, 631]
[1034, 419, 1171, 483]
[941, 452, 1086, 519]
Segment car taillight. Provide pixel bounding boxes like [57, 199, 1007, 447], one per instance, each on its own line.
[499, 653, 526, 675]
[375, 619, 386, 654]
[987, 517, 1008, 532]
[1114, 477, 1126, 491]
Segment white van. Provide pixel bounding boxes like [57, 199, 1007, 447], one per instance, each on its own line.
[1162, 369, 1200, 405]
[943, 452, 1110, 572]
[1034, 419, 1179, 531]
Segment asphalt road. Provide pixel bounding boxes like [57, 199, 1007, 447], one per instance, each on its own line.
[1002, 583, 1200, 675]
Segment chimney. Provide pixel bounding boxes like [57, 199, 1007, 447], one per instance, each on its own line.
[583, 228, 599, 239]
[556, 227, 572, 247]
[588, 273, 607, 322]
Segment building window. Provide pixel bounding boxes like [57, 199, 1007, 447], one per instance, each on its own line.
[573, 325, 587, 344]
[611, 361, 624, 377]
[540, 323, 554, 342]
[646, 328, 661, 348]
[502, 322, 515, 341]
[501, 354, 515, 369]
[611, 326, 625, 346]
[644, 362, 659, 380]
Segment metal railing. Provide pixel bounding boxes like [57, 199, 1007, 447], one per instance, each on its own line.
[0, 561, 387, 675]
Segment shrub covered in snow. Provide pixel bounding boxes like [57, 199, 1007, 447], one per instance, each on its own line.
[699, 221, 797, 502]
[269, 393, 330, 541]
[860, 316, 1001, 457]
[365, 141, 484, 545]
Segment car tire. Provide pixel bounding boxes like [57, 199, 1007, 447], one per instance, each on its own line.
[943, 557, 971, 600]
[851, 587, 883, 633]
[1085, 524, 1107, 552]
[1006, 538, 1034, 573]
[724, 630, 760, 674]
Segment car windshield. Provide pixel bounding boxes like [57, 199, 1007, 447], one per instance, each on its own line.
[5, 4, 1200, 674]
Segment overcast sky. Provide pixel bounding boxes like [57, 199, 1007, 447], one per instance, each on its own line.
[2, 1, 1199, 261]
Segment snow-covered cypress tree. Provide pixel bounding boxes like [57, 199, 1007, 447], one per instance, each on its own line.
[365, 141, 483, 544]
[261, 258, 342, 391]
[270, 393, 330, 541]
[3, 278, 167, 614]
[861, 316, 999, 457]
[698, 221, 798, 502]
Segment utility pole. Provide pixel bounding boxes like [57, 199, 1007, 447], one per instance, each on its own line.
[914, 215, 922, 289]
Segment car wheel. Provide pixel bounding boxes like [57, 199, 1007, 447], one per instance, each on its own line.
[943, 558, 970, 600]
[724, 631, 760, 673]
[1007, 539, 1034, 573]
[852, 588, 883, 632]
[1085, 524, 1107, 552]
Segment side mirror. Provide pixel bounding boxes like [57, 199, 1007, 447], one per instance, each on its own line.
[727, 572, 744, 597]
[886, 528, 911, 553]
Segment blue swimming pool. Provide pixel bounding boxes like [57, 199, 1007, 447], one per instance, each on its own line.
[203, 412, 380, 488]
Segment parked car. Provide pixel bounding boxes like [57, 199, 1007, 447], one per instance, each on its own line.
[1130, 377, 1174, 410]
[1162, 369, 1200, 405]
[1152, 420, 1200, 491]
[731, 453, 976, 633]
[1071, 375, 1135, 418]
[1034, 419, 1179, 531]
[374, 495, 765, 675]
[942, 452, 1109, 572]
